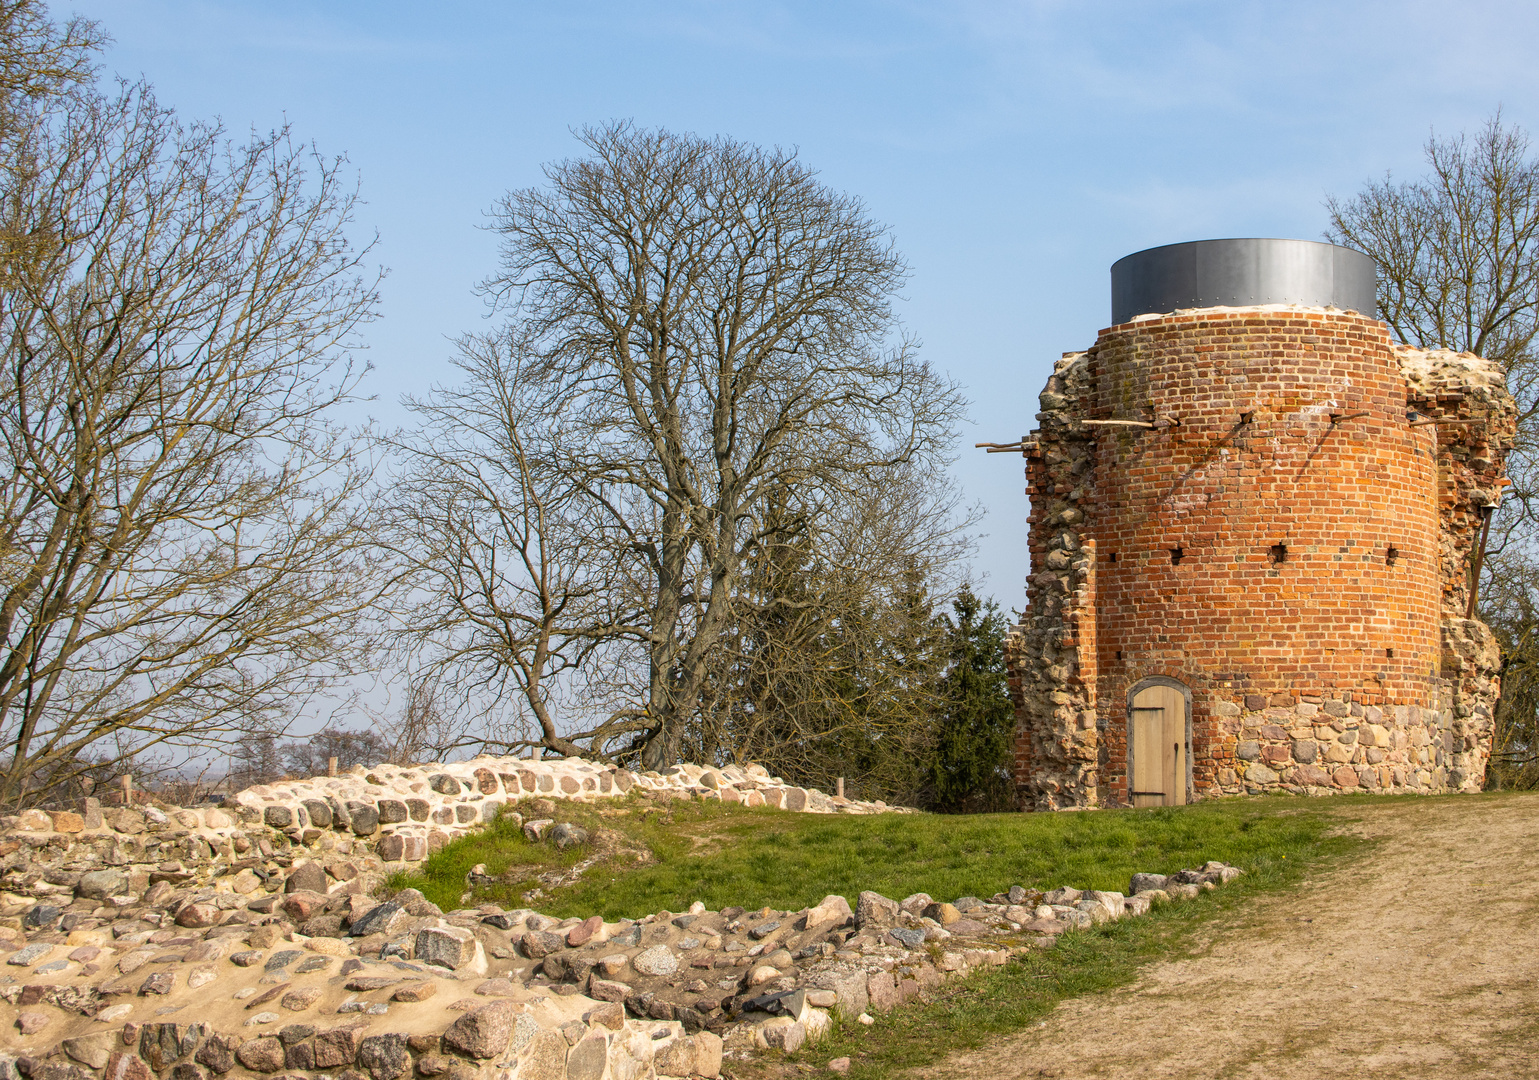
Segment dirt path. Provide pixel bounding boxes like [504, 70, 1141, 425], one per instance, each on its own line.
[916, 794, 1539, 1079]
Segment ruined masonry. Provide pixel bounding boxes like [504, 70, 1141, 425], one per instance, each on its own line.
[0, 752, 1245, 1080]
[1005, 238, 1516, 810]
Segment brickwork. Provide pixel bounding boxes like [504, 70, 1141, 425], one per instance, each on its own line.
[1008, 307, 1516, 807]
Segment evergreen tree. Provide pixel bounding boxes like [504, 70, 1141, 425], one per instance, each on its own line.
[926, 585, 1015, 813]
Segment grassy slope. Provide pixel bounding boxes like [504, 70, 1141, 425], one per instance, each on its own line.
[395, 791, 1350, 921]
[394, 791, 1370, 1078]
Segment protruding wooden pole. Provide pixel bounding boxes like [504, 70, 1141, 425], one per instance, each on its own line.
[120, 774, 132, 806]
[836, 777, 845, 799]
[327, 756, 338, 778]
[1467, 505, 1496, 619]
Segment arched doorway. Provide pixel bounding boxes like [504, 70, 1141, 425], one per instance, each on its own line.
[1128, 678, 1191, 807]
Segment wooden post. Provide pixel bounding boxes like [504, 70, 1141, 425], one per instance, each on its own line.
[120, 774, 132, 806]
[1467, 505, 1497, 619]
[327, 756, 338, 778]
[836, 777, 845, 799]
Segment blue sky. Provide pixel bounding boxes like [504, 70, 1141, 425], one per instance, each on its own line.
[57, 0, 1539, 611]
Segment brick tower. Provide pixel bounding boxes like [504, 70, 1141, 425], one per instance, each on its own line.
[1004, 238, 1515, 810]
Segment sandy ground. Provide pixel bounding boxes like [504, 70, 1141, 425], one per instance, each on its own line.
[915, 794, 1539, 1080]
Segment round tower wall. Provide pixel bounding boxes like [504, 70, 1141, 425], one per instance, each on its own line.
[1087, 309, 1443, 802]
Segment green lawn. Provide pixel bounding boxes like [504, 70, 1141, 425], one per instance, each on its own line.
[392, 788, 1375, 1078]
[393, 789, 1352, 920]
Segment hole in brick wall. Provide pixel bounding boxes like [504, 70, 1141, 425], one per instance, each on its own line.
[1269, 543, 1288, 564]
[1386, 545, 1399, 566]
[1386, 648, 1394, 659]
[1240, 410, 1255, 424]
[1115, 650, 1123, 661]
[1170, 547, 1184, 565]
[1107, 551, 1118, 563]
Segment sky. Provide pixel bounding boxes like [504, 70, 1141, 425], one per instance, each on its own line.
[53, 0, 1539, 613]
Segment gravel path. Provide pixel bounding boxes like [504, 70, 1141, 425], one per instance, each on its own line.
[914, 794, 1539, 1079]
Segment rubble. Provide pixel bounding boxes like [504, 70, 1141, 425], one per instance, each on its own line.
[0, 757, 1247, 1078]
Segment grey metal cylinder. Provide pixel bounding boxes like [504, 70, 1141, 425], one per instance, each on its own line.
[1110, 238, 1377, 325]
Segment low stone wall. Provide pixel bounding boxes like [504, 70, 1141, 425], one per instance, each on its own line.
[0, 758, 899, 923]
[231, 757, 902, 865]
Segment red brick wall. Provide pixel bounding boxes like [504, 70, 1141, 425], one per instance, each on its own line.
[1085, 310, 1442, 802]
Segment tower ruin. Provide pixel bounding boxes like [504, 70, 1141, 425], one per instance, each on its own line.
[1004, 238, 1515, 809]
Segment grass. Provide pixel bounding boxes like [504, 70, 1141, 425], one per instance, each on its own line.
[390, 789, 1374, 1078]
[744, 803, 1369, 1080]
[392, 789, 1356, 921]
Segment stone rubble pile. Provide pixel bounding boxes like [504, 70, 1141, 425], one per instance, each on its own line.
[0, 824, 1244, 1080]
[0, 756, 1245, 1078]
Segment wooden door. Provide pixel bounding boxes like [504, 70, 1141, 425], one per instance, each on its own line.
[1130, 684, 1186, 807]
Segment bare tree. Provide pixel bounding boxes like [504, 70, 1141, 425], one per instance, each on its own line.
[280, 726, 391, 777]
[379, 345, 635, 761]
[1328, 112, 1539, 788]
[0, 6, 383, 806]
[373, 677, 464, 765]
[1328, 114, 1539, 368]
[453, 122, 966, 769]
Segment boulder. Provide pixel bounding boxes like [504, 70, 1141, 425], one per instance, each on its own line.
[301, 799, 333, 828]
[806, 967, 868, 1020]
[565, 1033, 608, 1080]
[344, 802, 379, 836]
[517, 930, 565, 959]
[921, 902, 961, 926]
[854, 891, 899, 931]
[22, 904, 60, 930]
[285, 863, 328, 894]
[235, 1038, 285, 1073]
[1085, 890, 1126, 918]
[800, 895, 852, 931]
[566, 915, 603, 947]
[357, 1034, 410, 1080]
[347, 902, 407, 938]
[522, 819, 554, 842]
[76, 869, 129, 901]
[195, 1033, 240, 1073]
[760, 1017, 805, 1051]
[442, 1001, 515, 1059]
[549, 823, 589, 850]
[104, 1055, 154, 1080]
[312, 1025, 367, 1068]
[279, 891, 328, 922]
[415, 926, 485, 974]
[587, 977, 630, 1002]
[516, 1031, 567, 1080]
[62, 1035, 116, 1070]
[632, 945, 678, 976]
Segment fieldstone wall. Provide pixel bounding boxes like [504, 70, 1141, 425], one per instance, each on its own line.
[1005, 350, 1100, 811]
[0, 759, 901, 949]
[1403, 347, 1511, 791]
[1007, 307, 1517, 807]
[230, 758, 901, 866]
